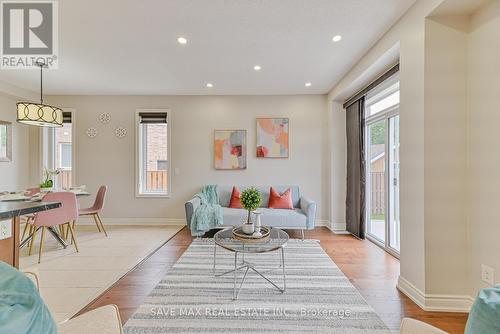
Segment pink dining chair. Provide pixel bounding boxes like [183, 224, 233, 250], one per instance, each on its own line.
[78, 186, 108, 236]
[29, 192, 79, 263]
[21, 187, 41, 241]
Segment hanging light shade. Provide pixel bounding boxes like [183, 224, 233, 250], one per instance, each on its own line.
[16, 102, 63, 127]
[16, 61, 63, 127]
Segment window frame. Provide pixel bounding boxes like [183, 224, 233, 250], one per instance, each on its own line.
[135, 109, 171, 198]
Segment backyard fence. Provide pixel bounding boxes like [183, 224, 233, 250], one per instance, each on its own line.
[146, 171, 168, 191]
[371, 172, 385, 215]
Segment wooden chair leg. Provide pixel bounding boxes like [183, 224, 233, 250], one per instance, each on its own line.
[92, 214, 102, 232]
[64, 222, 70, 240]
[67, 221, 79, 252]
[28, 226, 37, 256]
[38, 227, 46, 264]
[96, 214, 107, 237]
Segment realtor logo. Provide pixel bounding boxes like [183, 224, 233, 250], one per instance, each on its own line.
[1, 0, 58, 69]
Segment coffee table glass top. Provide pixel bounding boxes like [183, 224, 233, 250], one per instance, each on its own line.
[214, 227, 289, 253]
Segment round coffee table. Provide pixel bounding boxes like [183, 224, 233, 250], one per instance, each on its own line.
[213, 227, 289, 299]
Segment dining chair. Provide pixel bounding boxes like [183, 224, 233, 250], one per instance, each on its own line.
[21, 268, 124, 334]
[21, 187, 41, 241]
[78, 186, 108, 236]
[29, 192, 79, 263]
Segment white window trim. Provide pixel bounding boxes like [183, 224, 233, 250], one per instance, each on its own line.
[39, 108, 76, 188]
[135, 109, 171, 198]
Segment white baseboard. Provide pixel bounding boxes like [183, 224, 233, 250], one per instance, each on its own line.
[77, 217, 185, 226]
[331, 222, 349, 234]
[78, 218, 344, 231]
[316, 220, 331, 227]
[315, 220, 350, 234]
[397, 276, 473, 312]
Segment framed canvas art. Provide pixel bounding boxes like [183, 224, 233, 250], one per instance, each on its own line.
[256, 118, 289, 158]
[214, 130, 247, 170]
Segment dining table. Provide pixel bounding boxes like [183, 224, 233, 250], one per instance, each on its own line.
[0, 201, 61, 268]
[0, 190, 91, 250]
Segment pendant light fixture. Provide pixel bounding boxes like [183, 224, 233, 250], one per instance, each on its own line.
[16, 61, 63, 127]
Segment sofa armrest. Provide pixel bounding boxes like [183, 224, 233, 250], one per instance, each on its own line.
[58, 304, 123, 334]
[300, 196, 316, 230]
[400, 318, 448, 334]
[185, 196, 201, 229]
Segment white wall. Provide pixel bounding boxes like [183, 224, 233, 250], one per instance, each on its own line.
[328, 0, 444, 296]
[327, 0, 500, 310]
[0, 85, 37, 191]
[42, 95, 329, 223]
[467, 0, 500, 296]
[424, 18, 469, 296]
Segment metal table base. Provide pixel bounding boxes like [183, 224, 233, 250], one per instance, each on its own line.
[213, 244, 286, 300]
[19, 226, 68, 249]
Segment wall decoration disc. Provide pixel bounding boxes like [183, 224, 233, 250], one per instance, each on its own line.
[86, 127, 98, 138]
[98, 112, 111, 124]
[115, 127, 127, 139]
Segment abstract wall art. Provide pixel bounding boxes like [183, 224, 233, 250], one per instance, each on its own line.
[214, 130, 247, 170]
[256, 118, 289, 158]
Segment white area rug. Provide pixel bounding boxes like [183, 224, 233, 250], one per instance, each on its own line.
[19, 225, 183, 322]
[124, 239, 390, 333]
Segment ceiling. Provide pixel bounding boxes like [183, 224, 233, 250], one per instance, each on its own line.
[0, 0, 416, 95]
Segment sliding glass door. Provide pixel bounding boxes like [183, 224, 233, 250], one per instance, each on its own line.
[388, 115, 400, 252]
[364, 74, 400, 256]
[366, 120, 386, 243]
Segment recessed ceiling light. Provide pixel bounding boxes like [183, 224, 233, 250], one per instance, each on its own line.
[305, 82, 312, 87]
[254, 65, 261, 71]
[206, 83, 213, 88]
[332, 35, 342, 42]
[177, 37, 187, 44]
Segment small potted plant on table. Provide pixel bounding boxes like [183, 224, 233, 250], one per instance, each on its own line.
[40, 168, 61, 192]
[240, 187, 262, 234]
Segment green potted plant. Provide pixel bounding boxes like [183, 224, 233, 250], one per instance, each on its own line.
[40, 167, 61, 192]
[240, 187, 262, 234]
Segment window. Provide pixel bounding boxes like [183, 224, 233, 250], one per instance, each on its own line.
[0, 121, 12, 162]
[157, 160, 168, 171]
[42, 111, 74, 188]
[365, 77, 399, 117]
[59, 143, 72, 169]
[136, 110, 170, 197]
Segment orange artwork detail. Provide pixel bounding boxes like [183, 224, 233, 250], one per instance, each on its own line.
[257, 118, 275, 135]
[214, 139, 225, 162]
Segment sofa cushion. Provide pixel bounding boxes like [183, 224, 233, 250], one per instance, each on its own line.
[217, 185, 300, 208]
[228, 187, 243, 209]
[221, 207, 307, 228]
[268, 187, 294, 209]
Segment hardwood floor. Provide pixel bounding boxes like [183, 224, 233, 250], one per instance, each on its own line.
[77, 226, 468, 333]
